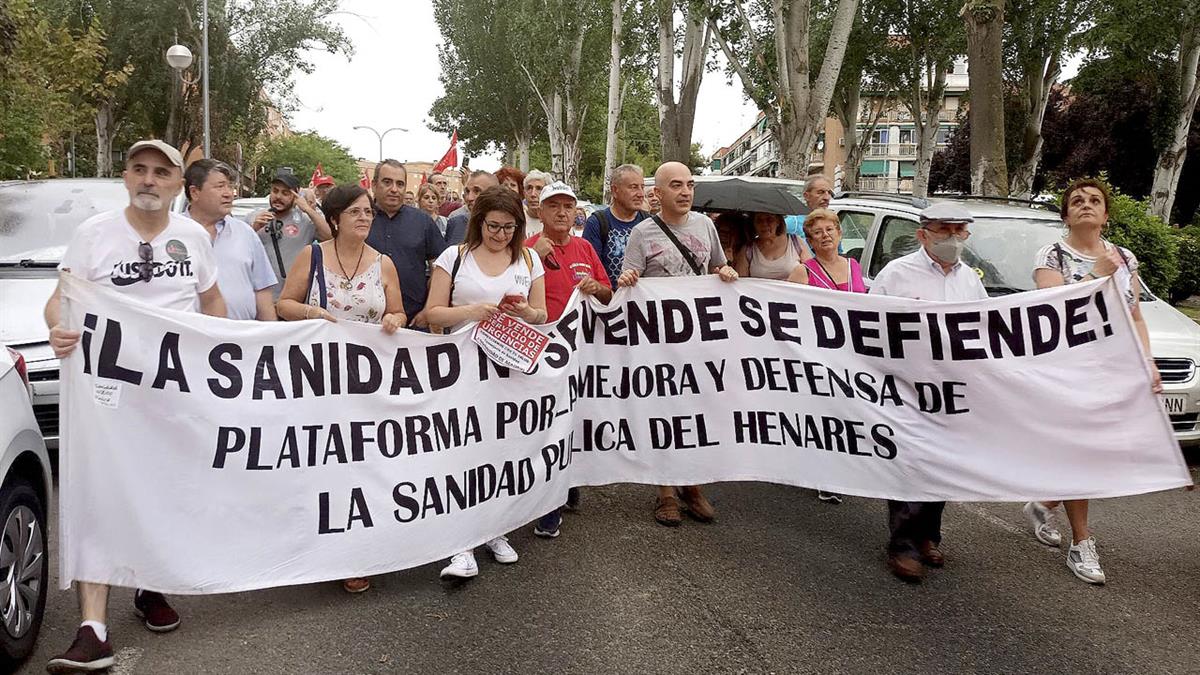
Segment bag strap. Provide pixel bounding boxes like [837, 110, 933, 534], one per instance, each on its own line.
[268, 214, 287, 280]
[448, 243, 468, 306]
[1052, 242, 1067, 276]
[597, 210, 610, 257]
[304, 243, 328, 310]
[651, 214, 703, 276]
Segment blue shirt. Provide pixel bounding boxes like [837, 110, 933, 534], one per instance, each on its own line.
[582, 207, 646, 287]
[207, 215, 278, 320]
[366, 204, 447, 317]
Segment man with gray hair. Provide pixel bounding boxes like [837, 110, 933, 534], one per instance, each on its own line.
[583, 164, 649, 287]
[445, 170, 499, 244]
[524, 169, 552, 236]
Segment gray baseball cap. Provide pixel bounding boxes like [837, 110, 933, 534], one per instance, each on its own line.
[126, 140, 184, 168]
[919, 202, 974, 224]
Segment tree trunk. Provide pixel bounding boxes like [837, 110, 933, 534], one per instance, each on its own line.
[912, 64, 947, 199]
[547, 91, 565, 179]
[1148, 19, 1200, 222]
[94, 99, 114, 178]
[516, 128, 531, 172]
[964, 0, 1008, 197]
[1010, 54, 1059, 199]
[602, 0, 623, 203]
[657, 2, 709, 164]
[775, 119, 818, 180]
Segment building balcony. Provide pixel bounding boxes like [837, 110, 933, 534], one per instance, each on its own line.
[896, 143, 917, 158]
[867, 144, 889, 157]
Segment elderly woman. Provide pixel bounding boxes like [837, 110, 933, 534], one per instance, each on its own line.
[798, 208, 866, 505]
[1021, 178, 1161, 585]
[424, 185, 548, 580]
[496, 165, 526, 195]
[276, 184, 407, 594]
[734, 212, 810, 282]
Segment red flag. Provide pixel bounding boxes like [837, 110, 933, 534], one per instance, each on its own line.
[432, 130, 459, 174]
[359, 166, 371, 189]
[309, 163, 326, 187]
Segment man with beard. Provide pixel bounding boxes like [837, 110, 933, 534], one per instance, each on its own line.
[445, 170, 499, 245]
[250, 169, 331, 298]
[43, 140, 226, 672]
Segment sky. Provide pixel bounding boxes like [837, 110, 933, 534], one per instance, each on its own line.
[290, 1, 760, 172]
[291, 2, 1082, 174]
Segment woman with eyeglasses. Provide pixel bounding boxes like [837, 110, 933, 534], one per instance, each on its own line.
[734, 211, 811, 283]
[423, 185, 547, 580]
[1021, 178, 1162, 586]
[275, 184, 407, 594]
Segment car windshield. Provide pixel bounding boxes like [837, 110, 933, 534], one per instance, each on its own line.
[0, 180, 129, 264]
[961, 217, 1066, 295]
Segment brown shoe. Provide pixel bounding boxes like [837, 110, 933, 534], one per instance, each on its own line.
[919, 542, 945, 568]
[887, 554, 925, 583]
[654, 495, 682, 526]
[679, 486, 716, 522]
[342, 577, 371, 593]
[46, 626, 114, 673]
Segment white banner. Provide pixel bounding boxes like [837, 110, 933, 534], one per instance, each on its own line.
[57, 273, 1191, 594]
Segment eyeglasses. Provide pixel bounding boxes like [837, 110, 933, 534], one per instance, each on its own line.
[485, 221, 517, 233]
[137, 241, 153, 282]
[343, 207, 374, 219]
[922, 226, 971, 240]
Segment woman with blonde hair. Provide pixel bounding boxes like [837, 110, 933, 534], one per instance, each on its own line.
[416, 183, 449, 237]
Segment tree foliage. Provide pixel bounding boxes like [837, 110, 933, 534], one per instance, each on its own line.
[252, 132, 360, 195]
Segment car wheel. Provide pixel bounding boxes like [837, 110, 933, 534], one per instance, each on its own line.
[0, 479, 48, 669]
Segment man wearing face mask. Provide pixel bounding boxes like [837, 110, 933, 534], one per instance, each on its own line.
[868, 202, 986, 583]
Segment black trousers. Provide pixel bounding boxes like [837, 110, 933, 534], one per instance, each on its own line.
[887, 500, 946, 557]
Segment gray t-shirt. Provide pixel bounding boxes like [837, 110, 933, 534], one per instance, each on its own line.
[252, 207, 316, 297]
[622, 212, 727, 278]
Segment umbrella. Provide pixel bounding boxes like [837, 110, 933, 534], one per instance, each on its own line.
[691, 178, 810, 216]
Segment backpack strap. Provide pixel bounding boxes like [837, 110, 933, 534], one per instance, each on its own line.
[597, 210, 610, 257]
[448, 243, 468, 306]
[651, 214, 703, 276]
[304, 243, 328, 310]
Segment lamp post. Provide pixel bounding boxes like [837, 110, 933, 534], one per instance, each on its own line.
[165, 0, 210, 157]
[353, 126, 408, 162]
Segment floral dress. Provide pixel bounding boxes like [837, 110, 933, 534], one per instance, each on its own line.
[307, 253, 387, 324]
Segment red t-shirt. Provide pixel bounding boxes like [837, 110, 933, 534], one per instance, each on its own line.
[525, 233, 611, 321]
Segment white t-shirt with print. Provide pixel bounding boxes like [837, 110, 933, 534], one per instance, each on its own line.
[59, 209, 219, 313]
[433, 245, 545, 329]
[1034, 239, 1140, 308]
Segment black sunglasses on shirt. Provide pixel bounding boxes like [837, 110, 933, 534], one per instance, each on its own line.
[137, 242, 154, 282]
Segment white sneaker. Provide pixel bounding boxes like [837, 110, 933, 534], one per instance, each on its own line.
[439, 551, 478, 579]
[1066, 537, 1106, 584]
[485, 536, 518, 564]
[1022, 501, 1063, 547]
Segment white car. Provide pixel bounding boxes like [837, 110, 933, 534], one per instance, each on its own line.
[0, 346, 53, 669]
[831, 192, 1200, 445]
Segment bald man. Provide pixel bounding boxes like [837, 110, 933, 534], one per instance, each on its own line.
[618, 161, 738, 527]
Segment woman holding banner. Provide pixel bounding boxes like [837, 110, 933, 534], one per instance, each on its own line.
[734, 212, 810, 282]
[275, 183, 408, 594]
[801, 208, 866, 505]
[1022, 178, 1161, 585]
[424, 185, 547, 579]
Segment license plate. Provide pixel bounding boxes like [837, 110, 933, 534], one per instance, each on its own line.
[1162, 394, 1187, 415]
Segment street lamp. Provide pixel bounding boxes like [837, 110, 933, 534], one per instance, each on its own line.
[165, 0, 210, 158]
[353, 126, 408, 162]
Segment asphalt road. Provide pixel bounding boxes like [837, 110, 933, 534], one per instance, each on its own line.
[17, 453, 1200, 675]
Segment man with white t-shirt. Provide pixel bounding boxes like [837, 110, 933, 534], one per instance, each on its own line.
[618, 161, 738, 528]
[43, 139, 226, 673]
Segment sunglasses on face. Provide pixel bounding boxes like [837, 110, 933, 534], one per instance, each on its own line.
[137, 241, 154, 282]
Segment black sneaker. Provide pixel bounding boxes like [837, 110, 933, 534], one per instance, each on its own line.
[46, 625, 114, 673]
[134, 589, 181, 633]
[564, 487, 581, 512]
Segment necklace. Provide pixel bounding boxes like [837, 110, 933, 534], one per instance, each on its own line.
[333, 240, 365, 291]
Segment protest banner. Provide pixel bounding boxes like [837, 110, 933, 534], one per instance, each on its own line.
[56, 273, 1191, 594]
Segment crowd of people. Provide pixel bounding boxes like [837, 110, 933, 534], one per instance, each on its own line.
[38, 138, 1163, 673]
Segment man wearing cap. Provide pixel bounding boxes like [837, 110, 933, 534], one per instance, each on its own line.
[618, 161, 738, 527]
[313, 174, 336, 206]
[43, 139, 227, 672]
[185, 158, 278, 320]
[868, 201, 987, 583]
[526, 181, 611, 535]
[250, 169, 332, 298]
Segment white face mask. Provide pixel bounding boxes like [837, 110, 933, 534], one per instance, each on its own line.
[926, 232, 966, 264]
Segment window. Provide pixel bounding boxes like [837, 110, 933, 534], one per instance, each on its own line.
[868, 215, 920, 277]
[936, 126, 952, 145]
[870, 129, 888, 145]
[836, 210, 875, 260]
[898, 129, 914, 144]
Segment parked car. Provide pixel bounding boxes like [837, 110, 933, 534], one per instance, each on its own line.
[830, 192, 1200, 445]
[0, 346, 53, 669]
[0, 178, 135, 447]
[230, 196, 268, 223]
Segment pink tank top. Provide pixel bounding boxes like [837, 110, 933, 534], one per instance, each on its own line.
[804, 257, 866, 293]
